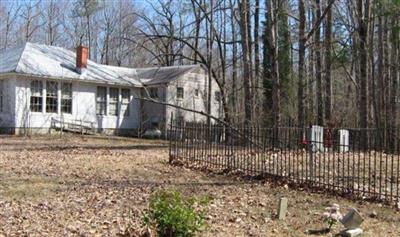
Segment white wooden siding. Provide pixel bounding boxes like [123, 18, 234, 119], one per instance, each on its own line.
[12, 77, 140, 132]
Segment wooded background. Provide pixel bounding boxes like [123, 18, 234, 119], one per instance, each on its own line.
[1, 0, 399, 130]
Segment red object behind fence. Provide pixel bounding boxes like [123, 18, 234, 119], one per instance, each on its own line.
[324, 128, 333, 148]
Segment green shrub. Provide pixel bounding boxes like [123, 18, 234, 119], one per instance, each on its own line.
[142, 189, 207, 237]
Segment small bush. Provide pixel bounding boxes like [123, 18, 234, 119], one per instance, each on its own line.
[142, 189, 207, 237]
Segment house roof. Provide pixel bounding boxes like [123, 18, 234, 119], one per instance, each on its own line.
[136, 64, 202, 86]
[0, 42, 203, 87]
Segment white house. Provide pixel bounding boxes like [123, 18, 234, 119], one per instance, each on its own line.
[0, 42, 222, 135]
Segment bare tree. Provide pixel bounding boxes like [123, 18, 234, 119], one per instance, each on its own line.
[253, 0, 261, 118]
[72, 0, 103, 59]
[389, 10, 399, 149]
[297, 0, 306, 128]
[0, 0, 398, 133]
[42, 0, 64, 45]
[238, 0, 253, 125]
[20, 0, 42, 42]
[324, 0, 333, 122]
[266, 0, 280, 127]
[228, 0, 238, 122]
[0, 1, 21, 49]
[314, 0, 323, 125]
[357, 0, 369, 144]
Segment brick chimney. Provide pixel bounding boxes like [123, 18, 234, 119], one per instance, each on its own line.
[76, 45, 89, 73]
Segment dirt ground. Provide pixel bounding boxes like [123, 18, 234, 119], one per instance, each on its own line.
[0, 135, 399, 237]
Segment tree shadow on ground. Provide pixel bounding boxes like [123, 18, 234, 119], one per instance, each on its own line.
[0, 144, 168, 151]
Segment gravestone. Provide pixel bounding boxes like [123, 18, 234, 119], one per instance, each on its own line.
[277, 197, 288, 220]
[339, 129, 350, 152]
[311, 125, 324, 152]
[340, 208, 364, 229]
[143, 128, 162, 138]
[341, 228, 363, 237]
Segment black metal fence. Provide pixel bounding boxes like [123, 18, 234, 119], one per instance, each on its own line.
[168, 123, 400, 205]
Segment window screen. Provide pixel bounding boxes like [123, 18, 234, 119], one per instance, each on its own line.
[109, 88, 119, 116]
[121, 88, 130, 116]
[177, 87, 184, 99]
[149, 88, 158, 99]
[96, 86, 107, 115]
[214, 91, 221, 102]
[30, 80, 43, 112]
[46, 81, 58, 113]
[61, 83, 72, 114]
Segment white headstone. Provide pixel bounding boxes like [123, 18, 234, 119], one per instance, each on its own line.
[339, 129, 349, 152]
[341, 228, 363, 237]
[143, 128, 162, 138]
[277, 197, 288, 220]
[311, 125, 324, 152]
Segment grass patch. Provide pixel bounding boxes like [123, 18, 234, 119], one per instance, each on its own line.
[0, 176, 62, 200]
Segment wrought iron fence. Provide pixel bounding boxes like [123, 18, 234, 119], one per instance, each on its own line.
[168, 123, 400, 205]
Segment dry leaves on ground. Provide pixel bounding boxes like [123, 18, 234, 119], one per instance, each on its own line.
[0, 135, 399, 236]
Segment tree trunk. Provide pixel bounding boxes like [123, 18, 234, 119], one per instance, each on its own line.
[368, 10, 378, 129]
[389, 16, 399, 150]
[357, 0, 369, 146]
[86, 14, 91, 59]
[267, 0, 280, 128]
[315, 0, 324, 126]
[278, 0, 291, 123]
[324, 0, 332, 122]
[238, 0, 253, 125]
[206, 0, 214, 127]
[191, 0, 201, 63]
[254, 0, 260, 119]
[229, 0, 237, 122]
[383, 16, 390, 145]
[297, 0, 306, 128]
[307, 5, 315, 123]
[377, 13, 384, 130]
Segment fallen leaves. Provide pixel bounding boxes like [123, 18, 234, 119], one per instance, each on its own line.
[0, 135, 399, 236]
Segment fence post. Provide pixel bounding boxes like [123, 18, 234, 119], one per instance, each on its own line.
[168, 121, 172, 163]
[165, 123, 399, 204]
[308, 127, 314, 182]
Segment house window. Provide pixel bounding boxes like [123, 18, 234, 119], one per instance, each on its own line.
[150, 117, 160, 128]
[176, 115, 184, 125]
[194, 89, 199, 97]
[214, 91, 221, 102]
[177, 87, 184, 99]
[0, 80, 3, 112]
[61, 83, 72, 114]
[149, 88, 158, 99]
[109, 87, 119, 116]
[46, 81, 58, 113]
[121, 88, 130, 116]
[30, 80, 43, 112]
[96, 86, 107, 115]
